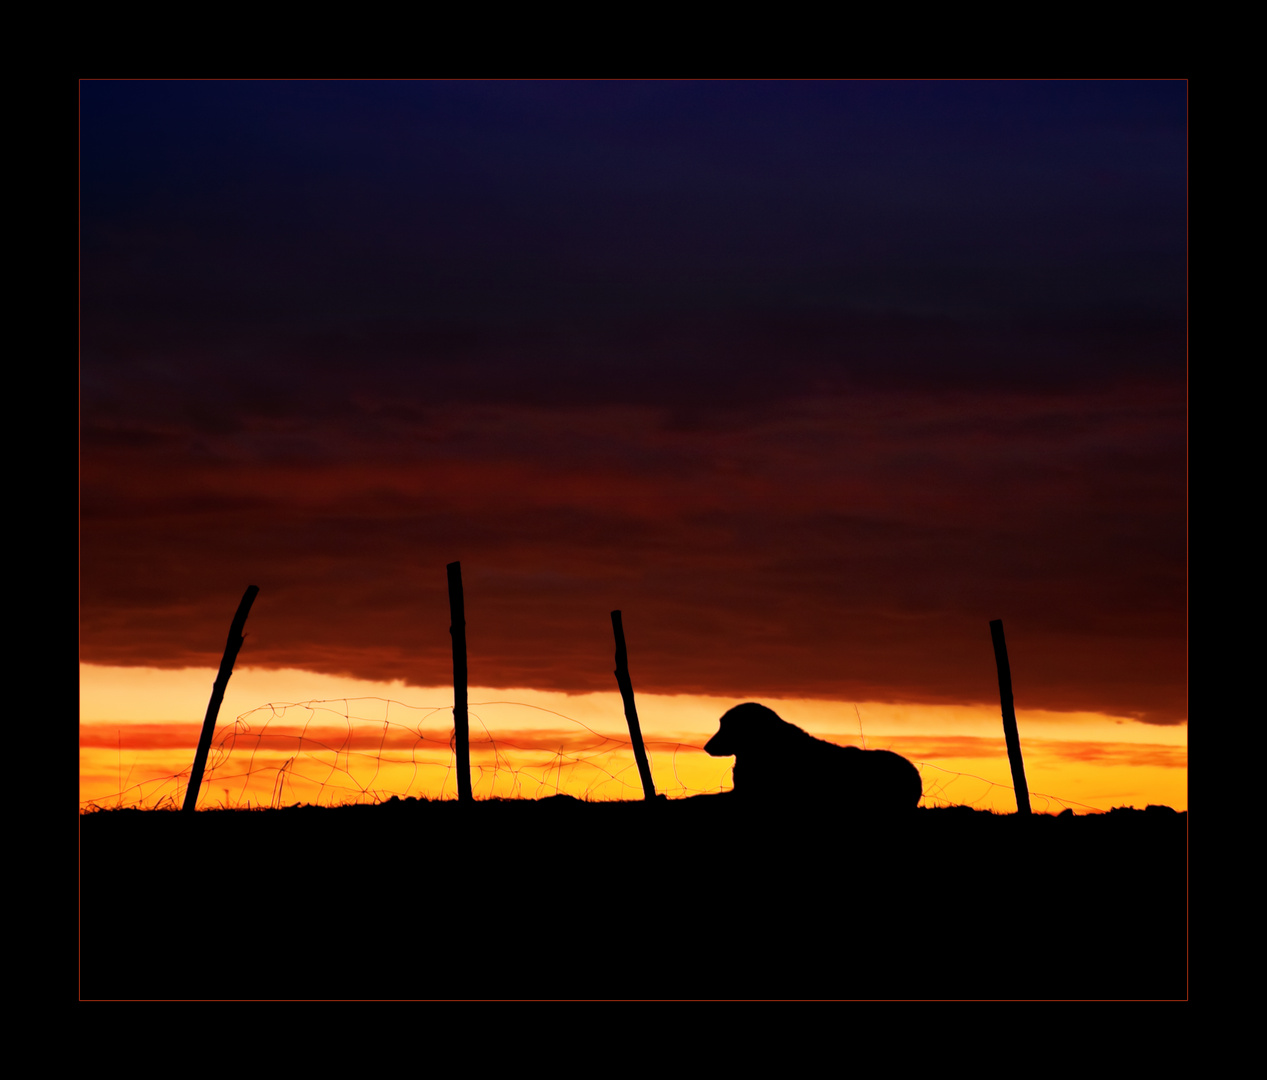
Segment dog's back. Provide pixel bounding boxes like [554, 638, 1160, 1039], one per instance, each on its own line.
[706, 702, 922, 813]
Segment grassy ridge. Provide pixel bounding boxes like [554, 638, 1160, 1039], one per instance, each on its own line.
[80, 801, 1186, 1000]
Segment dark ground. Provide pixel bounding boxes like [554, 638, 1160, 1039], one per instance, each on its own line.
[80, 799, 1187, 1000]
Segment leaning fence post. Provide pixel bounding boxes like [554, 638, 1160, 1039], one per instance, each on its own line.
[990, 619, 1032, 816]
[448, 562, 473, 803]
[183, 586, 259, 813]
[611, 610, 657, 801]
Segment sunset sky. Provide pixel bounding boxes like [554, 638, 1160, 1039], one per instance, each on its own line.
[79, 80, 1186, 812]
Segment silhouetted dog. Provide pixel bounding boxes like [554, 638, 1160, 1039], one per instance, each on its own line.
[705, 702, 922, 814]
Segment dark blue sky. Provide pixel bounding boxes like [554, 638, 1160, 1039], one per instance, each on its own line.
[82, 81, 1184, 376]
[80, 80, 1187, 722]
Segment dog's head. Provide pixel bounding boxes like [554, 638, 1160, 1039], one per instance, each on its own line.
[705, 702, 787, 757]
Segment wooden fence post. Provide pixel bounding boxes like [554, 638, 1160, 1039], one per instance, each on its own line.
[611, 610, 657, 802]
[989, 619, 1032, 816]
[448, 562, 473, 803]
[183, 586, 259, 813]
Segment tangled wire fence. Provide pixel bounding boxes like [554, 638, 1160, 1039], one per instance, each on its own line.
[80, 696, 1102, 815]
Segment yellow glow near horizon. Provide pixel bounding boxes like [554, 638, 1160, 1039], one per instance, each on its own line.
[79, 664, 1187, 813]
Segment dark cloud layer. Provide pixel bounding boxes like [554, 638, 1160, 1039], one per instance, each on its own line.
[80, 81, 1187, 725]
